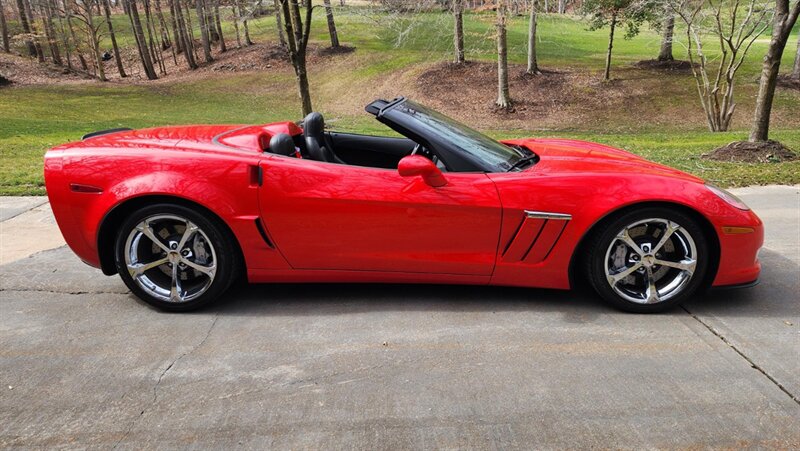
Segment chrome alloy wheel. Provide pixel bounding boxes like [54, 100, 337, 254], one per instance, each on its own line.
[603, 218, 698, 305]
[124, 214, 217, 303]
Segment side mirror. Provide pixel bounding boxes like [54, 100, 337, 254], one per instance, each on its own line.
[398, 155, 447, 187]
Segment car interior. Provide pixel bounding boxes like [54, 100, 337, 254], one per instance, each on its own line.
[266, 111, 445, 171]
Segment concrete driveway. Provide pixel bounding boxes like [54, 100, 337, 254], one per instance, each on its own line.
[1, 186, 798, 449]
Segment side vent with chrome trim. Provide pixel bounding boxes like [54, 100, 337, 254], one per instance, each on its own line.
[501, 211, 572, 264]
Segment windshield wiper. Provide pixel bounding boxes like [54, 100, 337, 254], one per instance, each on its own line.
[508, 154, 537, 171]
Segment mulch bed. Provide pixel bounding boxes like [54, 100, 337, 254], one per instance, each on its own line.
[703, 140, 798, 163]
[776, 74, 800, 90]
[633, 59, 695, 72]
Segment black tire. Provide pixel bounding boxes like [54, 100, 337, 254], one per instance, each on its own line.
[585, 207, 710, 313]
[114, 203, 240, 312]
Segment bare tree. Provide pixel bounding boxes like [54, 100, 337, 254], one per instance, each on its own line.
[16, 0, 39, 57]
[674, 0, 772, 131]
[64, 0, 89, 70]
[322, 0, 339, 47]
[239, 0, 252, 45]
[102, 0, 126, 76]
[69, 0, 107, 80]
[792, 32, 800, 80]
[41, 0, 64, 65]
[748, 0, 799, 142]
[195, 0, 212, 62]
[127, 0, 159, 79]
[213, 0, 226, 52]
[584, 0, 653, 81]
[657, 4, 674, 61]
[0, 0, 9, 53]
[273, 0, 285, 46]
[496, 0, 511, 108]
[172, 0, 197, 67]
[453, 0, 465, 63]
[280, 0, 314, 115]
[527, 0, 540, 74]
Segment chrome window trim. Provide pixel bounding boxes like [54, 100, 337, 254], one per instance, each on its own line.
[524, 210, 572, 220]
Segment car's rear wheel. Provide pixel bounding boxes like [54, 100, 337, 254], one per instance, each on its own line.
[114, 204, 239, 311]
[586, 208, 709, 313]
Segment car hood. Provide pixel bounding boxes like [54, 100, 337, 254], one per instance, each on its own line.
[505, 138, 703, 183]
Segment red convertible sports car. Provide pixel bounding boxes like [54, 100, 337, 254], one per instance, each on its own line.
[44, 97, 763, 312]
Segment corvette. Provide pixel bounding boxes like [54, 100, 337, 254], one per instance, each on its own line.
[44, 97, 763, 312]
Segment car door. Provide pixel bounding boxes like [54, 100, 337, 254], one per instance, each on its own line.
[257, 156, 502, 275]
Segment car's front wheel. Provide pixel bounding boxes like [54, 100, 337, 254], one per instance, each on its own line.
[114, 204, 239, 311]
[586, 208, 710, 313]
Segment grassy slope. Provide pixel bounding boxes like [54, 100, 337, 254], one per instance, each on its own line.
[1, 9, 798, 195]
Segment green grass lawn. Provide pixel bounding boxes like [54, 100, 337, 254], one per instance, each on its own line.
[1, 8, 799, 195]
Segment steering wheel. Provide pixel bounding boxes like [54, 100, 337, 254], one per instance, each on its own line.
[411, 144, 422, 155]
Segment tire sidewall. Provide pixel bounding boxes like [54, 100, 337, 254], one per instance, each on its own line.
[114, 203, 238, 312]
[588, 208, 710, 313]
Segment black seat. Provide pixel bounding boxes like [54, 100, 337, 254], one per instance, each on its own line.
[303, 112, 341, 163]
[268, 133, 296, 157]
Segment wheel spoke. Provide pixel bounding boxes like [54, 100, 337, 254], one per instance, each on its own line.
[139, 221, 171, 253]
[180, 257, 216, 278]
[655, 258, 697, 274]
[176, 221, 199, 251]
[617, 229, 645, 256]
[644, 266, 660, 304]
[607, 262, 643, 284]
[653, 221, 680, 254]
[169, 263, 182, 302]
[127, 257, 169, 277]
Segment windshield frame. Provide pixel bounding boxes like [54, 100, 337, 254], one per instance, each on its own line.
[369, 98, 533, 173]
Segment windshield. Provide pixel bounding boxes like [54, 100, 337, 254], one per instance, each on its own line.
[389, 100, 528, 172]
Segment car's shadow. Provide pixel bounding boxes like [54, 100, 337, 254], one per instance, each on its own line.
[185, 249, 797, 319]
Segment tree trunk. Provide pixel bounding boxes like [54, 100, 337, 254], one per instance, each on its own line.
[495, 0, 510, 108]
[526, 0, 539, 74]
[103, 0, 127, 77]
[15, 0, 38, 57]
[322, 0, 339, 48]
[85, 6, 107, 81]
[453, 0, 464, 64]
[172, 0, 197, 68]
[213, 1, 225, 52]
[143, 0, 166, 74]
[22, 0, 44, 61]
[153, 0, 173, 50]
[749, 0, 799, 142]
[54, 1, 73, 70]
[168, 0, 182, 53]
[274, 0, 285, 47]
[791, 32, 800, 81]
[0, 0, 10, 53]
[557, 0, 564, 14]
[65, 0, 88, 71]
[128, 0, 158, 79]
[232, 2, 241, 48]
[242, 0, 252, 45]
[603, 10, 616, 81]
[657, 9, 674, 61]
[195, 0, 213, 62]
[41, 0, 63, 65]
[281, 0, 313, 116]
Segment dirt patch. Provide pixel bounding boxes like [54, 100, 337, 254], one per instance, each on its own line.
[0, 53, 92, 85]
[315, 45, 356, 57]
[415, 60, 659, 129]
[776, 74, 799, 91]
[703, 140, 798, 163]
[633, 59, 695, 73]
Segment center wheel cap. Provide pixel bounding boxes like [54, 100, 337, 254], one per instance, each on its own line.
[168, 251, 180, 264]
[642, 255, 656, 267]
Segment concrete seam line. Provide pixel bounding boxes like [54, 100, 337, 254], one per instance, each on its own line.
[682, 306, 800, 406]
[0, 200, 50, 223]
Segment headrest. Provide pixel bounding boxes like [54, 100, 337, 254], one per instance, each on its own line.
[268, 133, 296, 156]
[303, 112, 324, 136]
